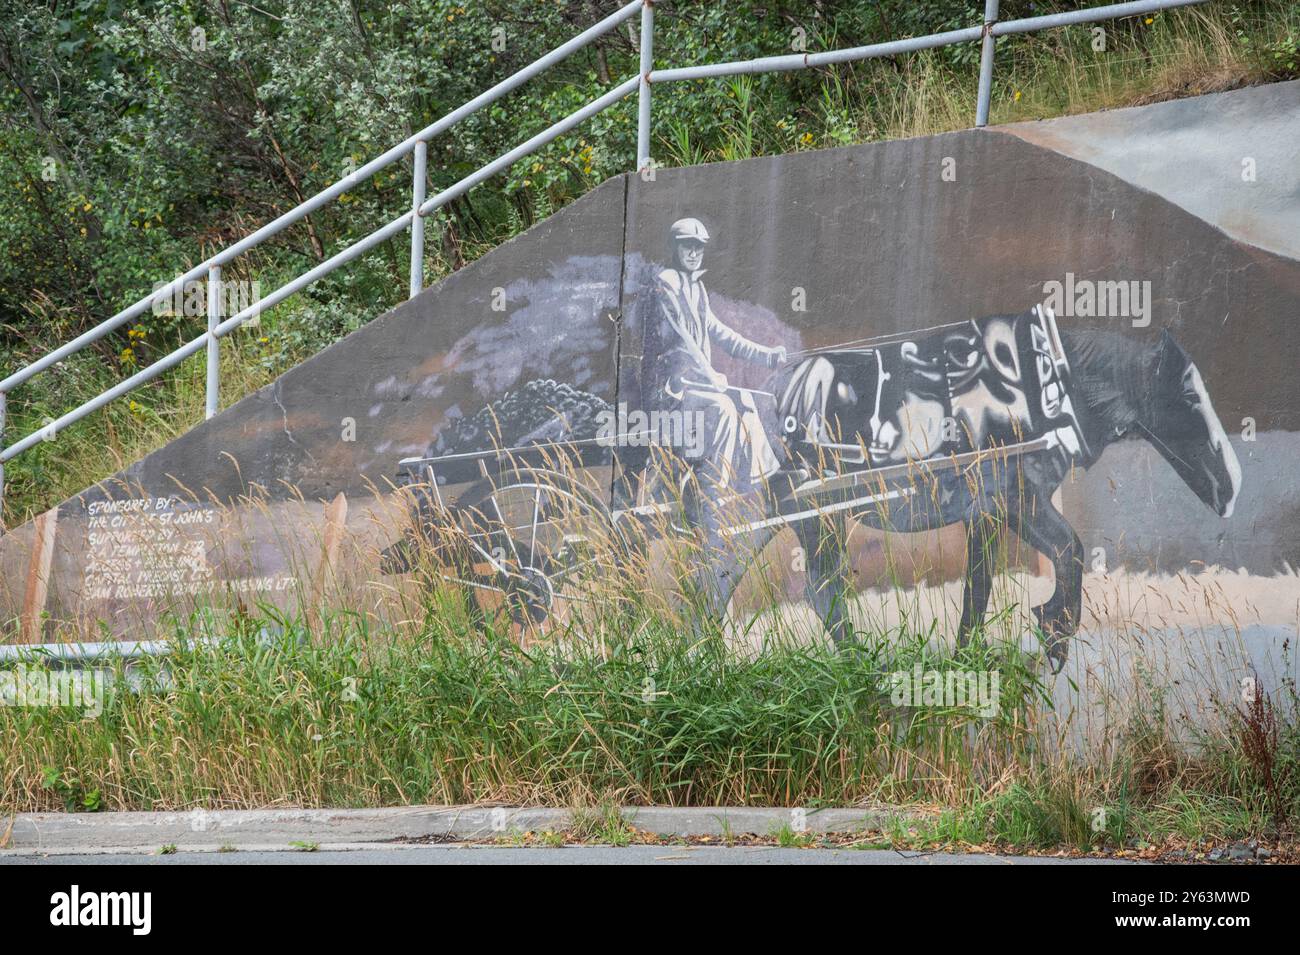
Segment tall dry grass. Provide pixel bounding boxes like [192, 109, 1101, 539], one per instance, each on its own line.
[2, 450, 1296, 850]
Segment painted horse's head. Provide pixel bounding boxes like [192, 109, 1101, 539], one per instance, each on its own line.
[1138, 330, 1242, 518]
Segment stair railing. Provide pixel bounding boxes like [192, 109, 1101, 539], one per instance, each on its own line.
[0, 0, 1211, 526]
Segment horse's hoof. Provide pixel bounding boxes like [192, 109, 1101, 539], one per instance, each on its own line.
[1045, 638, 1069, 675]
[1031, 605, 1071, 674]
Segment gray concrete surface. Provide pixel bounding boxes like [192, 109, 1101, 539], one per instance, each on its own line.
[0, 845, 1134, 865]
[1005, 79, 1300, 261]
[3, 805, 921, 852]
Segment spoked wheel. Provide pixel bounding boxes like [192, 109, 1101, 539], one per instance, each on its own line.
[448, 469, 630, 629]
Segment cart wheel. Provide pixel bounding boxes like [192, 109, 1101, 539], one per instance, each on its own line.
[451, 469, 630, 628]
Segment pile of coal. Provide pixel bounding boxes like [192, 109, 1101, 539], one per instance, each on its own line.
[429, 379, 612, 456]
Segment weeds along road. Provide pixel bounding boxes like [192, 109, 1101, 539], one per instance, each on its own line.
[1, 846, 1136, 865]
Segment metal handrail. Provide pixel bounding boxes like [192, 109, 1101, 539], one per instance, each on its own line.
[0, 0, 643, 401]
[0, 0, 1211, 522]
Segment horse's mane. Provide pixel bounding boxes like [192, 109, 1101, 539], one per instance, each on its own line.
[1058, 327, 1152, 444]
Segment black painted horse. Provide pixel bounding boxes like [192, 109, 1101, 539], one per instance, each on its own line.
[695, 307, 1241, 672]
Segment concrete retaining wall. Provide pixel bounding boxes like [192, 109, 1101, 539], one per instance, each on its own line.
[2, 82, 1297, 726]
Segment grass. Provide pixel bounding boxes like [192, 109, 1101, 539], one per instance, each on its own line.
[5, 616, 1001, 808]
[1, 591, 1295, 852]
[0, 435, 1295, 856]
[662, 3, 1300, 159]
[772, 822, 818, 849]
[570, 801, 635, 847]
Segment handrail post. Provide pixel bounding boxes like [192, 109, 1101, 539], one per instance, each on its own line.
[410, 140, 428, 299]
[636, 0, 654, 171]
[205, 265, 221, 419]
[975, 0, 999, 127]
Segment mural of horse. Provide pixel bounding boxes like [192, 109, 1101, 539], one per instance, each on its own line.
[691, 307, 1242, 672]
[381, 306, 1241, 675]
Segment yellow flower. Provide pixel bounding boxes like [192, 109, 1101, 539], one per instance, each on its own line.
[1145, 17, 1154, 25]
[1014, 90, 1022, 102]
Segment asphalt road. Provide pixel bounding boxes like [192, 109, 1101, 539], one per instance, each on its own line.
[1, 845, 1132, 865]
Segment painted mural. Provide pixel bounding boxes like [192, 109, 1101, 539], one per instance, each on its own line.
[0, 82, 1296, 715]
[379, 214, 1242, 673]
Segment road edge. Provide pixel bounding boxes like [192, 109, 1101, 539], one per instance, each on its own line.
[1, 805, 928, 852]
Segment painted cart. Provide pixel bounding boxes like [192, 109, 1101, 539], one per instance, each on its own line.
[382, 306, 1088, 625]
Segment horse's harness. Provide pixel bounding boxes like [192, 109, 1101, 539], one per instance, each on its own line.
[777, 306, 1090, 476]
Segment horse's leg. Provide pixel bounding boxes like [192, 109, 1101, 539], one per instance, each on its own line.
[794, 514, 855, 645]
[1006, 484, 1083, 673]
[681, 477, 776, 628]
[956, 512, 998, 650]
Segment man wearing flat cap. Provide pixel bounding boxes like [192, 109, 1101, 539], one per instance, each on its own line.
[643, 217, 787, 491]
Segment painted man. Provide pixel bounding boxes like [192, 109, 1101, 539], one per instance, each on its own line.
[644, 217, 787, 490]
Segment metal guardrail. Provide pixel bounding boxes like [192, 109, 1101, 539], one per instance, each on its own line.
[0, 0, 1211, 526]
